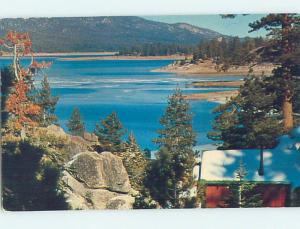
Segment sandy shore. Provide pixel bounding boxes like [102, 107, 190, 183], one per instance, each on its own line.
[153, 59, 274, 76]
[190, 80, 244, 88]
[184, 90, 239, 103]
[184, 80, 242, 103]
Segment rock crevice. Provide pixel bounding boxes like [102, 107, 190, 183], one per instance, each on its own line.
[62, 151, 134, 210]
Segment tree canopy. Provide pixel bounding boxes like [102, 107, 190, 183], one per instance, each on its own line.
[147, 89, 197, 208]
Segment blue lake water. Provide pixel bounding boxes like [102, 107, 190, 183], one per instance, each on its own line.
[0, 57, 243, 150]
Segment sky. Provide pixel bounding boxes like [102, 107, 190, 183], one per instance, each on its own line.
[143, 14, 267, 38]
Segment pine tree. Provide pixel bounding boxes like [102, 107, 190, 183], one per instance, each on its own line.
[67, 107, 85, 136]
[220, 14, 300, 132]
[225, 161, 263, 208]
[251, 118, 281, 176]
[248, 14, 300, 131]
[94, 112, 125, 152]
[125, 132, 140, 152]
[208, 75, 282, 150]
[147, 89, 197, 208]
[235, 161, 263, 208]
[35, 75, 59, 127]
[1, 66, 15, 125]
[2, 140, 69, 210]
[120, 132, 148, 190]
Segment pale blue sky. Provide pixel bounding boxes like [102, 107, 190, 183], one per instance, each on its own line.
[143, 14, 267, 37]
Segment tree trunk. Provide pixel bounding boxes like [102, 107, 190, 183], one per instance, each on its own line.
[13, 44, 19, 81]
[174, 182, 177, 208]
[258, 148, 264, 176]
[283, 92, 294, 132]
[281, 14, 294, 132]
[238, 183, 242, 208]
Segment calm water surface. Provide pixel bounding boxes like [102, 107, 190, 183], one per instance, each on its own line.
[0, 57, 243, 150]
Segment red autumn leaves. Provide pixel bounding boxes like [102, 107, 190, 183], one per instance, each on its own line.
[6, 79, 41, 130]
[1, 31, 51, 130]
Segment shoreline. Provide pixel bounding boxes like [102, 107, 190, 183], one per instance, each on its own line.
[57, 54, 185, 61]
[184, 90, 239, 103]
[189, 80, 244, 88]
[0, 52, 186, 61]
[152, 59, 275, 77]
[0, 51, 118, 57]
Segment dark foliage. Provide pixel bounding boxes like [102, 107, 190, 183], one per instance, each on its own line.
[34, 75, 59, 127]
[94, 112, 125, 153]
[147, 89, 197, 208]
[1, 66, 15, 125]
[119, 43, 194, 56]
[192, 36, 265, 69]
[67, 107, 85, 137]
[208, 75, 282, 149]
[2, 140, 69, 211]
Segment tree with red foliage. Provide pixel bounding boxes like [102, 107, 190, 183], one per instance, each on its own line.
[0, 31, 51, 131]
[5, 79, 41, 130]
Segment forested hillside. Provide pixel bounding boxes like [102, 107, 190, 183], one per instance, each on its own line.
[0, 17, 222, 53]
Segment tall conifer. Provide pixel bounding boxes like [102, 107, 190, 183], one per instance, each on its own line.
[67, 107, 85, 136]
[248, 14, 300, 131]
[35, 75, 59, 127]
[94, 112, 125, 152]
[147, 89, 196, 208]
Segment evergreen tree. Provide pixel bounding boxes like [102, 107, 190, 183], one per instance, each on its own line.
[192, 36, 266, 69]
[125, 132, 140, 152]
[248, 14, 300, 131]
[1, 66, 15, 125]
[120, 132, 148, 191]
[2, 140, 69, 210]
[220, 14, 300, 131]
[224, 161, 263, 208]
[147, 89, 197, 208]
[67, 107, 85, 136]
[251, 118, 281, 175]
[208, 75, 282, 150]
[35, 75, 59, 127]
[94, 112, 125, 152]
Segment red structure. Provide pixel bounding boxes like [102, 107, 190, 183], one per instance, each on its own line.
[204, 182, 290, 208]
[205, 186, 231, 208]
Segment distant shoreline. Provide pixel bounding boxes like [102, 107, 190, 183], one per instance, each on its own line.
[0, 52, 186, 61]
[0, 52, 118, 57]
[57, 54, 185, 61]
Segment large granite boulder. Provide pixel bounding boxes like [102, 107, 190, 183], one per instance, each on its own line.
[46, 124, 68, 138]
[62, 151, 134, 210]
[67, 151, 131, 193]
[83, 132, 98, 143]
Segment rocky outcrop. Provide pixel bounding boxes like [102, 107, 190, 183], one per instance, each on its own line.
[83, 132, 98, 144]
[62, 151, 134, 210]
[46, 124, 68, 138]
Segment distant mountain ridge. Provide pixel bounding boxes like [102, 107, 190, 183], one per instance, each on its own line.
[0, 16, 222, 53]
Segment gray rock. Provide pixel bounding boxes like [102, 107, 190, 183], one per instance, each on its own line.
[106, 196, 135, 210]
[62, 171, 133, 210]
[67, 151, 131, 193]
[83, 132, 98, 143]
[46, 124, 67, 138]
[61, 151, 134, 210]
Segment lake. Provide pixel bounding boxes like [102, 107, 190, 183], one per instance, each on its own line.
[0, 57, 242, 150]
